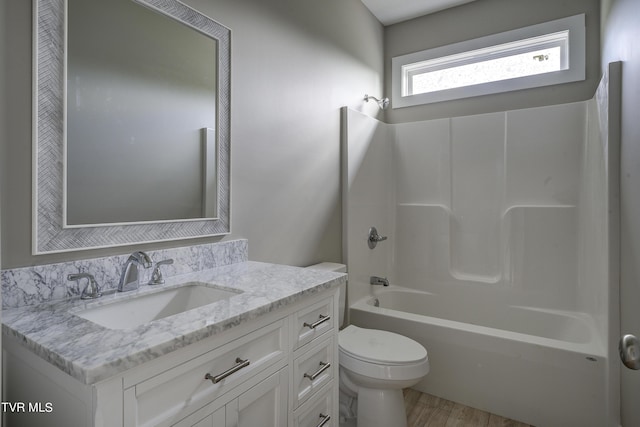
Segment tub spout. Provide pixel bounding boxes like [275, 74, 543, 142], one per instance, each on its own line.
[370, 276, 389, 286]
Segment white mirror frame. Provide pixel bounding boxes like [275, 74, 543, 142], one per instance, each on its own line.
[32, 0, 231, 254]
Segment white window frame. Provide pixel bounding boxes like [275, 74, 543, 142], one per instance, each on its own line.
[391, 14, 585, 108]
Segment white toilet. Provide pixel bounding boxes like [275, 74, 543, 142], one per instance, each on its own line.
[306, 263, 429, 427]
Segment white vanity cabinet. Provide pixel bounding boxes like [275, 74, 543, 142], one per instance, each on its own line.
[124, 318, 289, 427]
[171, 368, 289, 427]
[2, 288, 339, 427]
[289, 296, 337, 427]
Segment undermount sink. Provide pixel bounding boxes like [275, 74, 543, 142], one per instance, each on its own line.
[73, 282, 242, 330]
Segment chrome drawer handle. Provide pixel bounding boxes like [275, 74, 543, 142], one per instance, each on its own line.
[303, 314, 330, 330]
[316, 413, 331, 427]
[205, 358, 250, 384]
[304, 361, 331, 381]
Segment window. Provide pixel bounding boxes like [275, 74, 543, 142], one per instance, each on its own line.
[392, 14, 585, 108]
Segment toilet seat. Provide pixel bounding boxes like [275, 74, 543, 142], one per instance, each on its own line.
[304, 263, 429, 427]
[338, 325, 429, 381]
[339, 325, 427, 365]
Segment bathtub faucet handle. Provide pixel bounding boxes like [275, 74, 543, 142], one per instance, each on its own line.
[370, 276, 389, 286]
[368, 226, 387, 249]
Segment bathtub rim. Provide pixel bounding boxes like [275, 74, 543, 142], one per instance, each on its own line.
[351, 285, 607, 358]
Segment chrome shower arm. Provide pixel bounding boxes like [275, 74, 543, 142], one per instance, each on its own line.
[364, 94, 390, 110]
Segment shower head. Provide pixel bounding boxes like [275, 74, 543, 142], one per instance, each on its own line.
[364, 94, 390, 110]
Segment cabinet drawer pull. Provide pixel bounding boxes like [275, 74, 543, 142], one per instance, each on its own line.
[303, 314, 330, 329]
[204, 358, 250, 384]
[304, 361, 331, 381]
[316, 413, 331, 427]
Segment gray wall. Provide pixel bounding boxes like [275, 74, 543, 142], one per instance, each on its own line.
[601, 0, 640, 425]
[384, 0, 601, 123]
[0, 0, 383, 268]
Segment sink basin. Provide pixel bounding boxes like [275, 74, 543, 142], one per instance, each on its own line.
[73, 282, 242, 330]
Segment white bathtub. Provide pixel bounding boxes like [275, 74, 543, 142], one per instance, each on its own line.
[349, 286, 608, 427]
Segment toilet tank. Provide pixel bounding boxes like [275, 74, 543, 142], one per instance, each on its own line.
[305, 262, 347, 328]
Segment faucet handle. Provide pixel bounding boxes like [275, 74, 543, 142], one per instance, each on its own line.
[368, 227, 388, 249]
[68, 273, 102, 299]
[149, 259, 174, 285]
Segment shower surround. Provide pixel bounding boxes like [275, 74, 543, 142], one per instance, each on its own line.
[342, 64, 620, 426]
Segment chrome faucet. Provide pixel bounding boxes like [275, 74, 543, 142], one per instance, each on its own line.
[370, 276, 389, 286]
[68, 273, 102, 299]
[118, 251, 152, 292]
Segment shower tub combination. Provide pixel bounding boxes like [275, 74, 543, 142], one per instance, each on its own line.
[343, 65, 620, 426]
[349, 286, 607, 427]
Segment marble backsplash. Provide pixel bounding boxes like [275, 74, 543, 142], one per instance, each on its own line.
[1, 239, 248, 309]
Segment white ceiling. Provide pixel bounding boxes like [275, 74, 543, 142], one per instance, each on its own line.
[361, 0, 478, 25]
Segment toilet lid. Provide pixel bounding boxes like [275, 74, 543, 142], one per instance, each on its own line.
[339, 325, 427, 365]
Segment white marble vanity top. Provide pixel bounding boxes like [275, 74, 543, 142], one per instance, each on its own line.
[1, 261, 346, 385]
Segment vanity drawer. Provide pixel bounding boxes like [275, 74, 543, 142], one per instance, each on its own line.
[125, 319, 287, 427]
[293, 381, 335, 427]
[292, 296, 334, 349]
[293, 335, 335, 409]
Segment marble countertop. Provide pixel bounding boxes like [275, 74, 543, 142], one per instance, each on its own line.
[2, 261, 346, 385]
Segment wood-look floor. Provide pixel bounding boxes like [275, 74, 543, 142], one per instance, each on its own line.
[404, 389, 533, 427]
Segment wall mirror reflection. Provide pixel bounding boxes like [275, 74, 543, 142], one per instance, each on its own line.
[32, 0, 231, 253]
[67, 0, 219, 225]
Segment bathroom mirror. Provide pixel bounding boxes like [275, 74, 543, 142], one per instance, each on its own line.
[33, 0, 231, 253]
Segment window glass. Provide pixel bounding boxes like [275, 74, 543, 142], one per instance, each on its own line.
[392, 14, 585, 108]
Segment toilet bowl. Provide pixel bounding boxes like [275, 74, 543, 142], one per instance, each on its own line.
[305, 263, 430, 427]
[339, 325, 429, 427]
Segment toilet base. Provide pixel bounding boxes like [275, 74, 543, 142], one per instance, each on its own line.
[355, 387, 407, 427]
